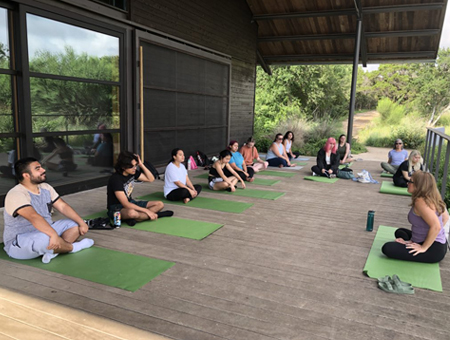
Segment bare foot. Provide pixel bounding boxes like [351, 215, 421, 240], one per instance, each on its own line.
[248, 177, 254, 182]
[278, 164, 284, 168]
[183, 198, 190, 204]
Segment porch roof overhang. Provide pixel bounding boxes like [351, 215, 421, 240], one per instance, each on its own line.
[246, 0, 448, 73]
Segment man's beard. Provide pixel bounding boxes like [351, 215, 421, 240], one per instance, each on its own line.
[30, 173, 46, 184]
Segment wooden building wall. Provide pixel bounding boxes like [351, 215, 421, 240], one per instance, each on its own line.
[130, 0, 258, 145]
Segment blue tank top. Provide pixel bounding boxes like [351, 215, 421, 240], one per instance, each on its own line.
[266, 143, 284, 160]
[408, 208, 446, 244]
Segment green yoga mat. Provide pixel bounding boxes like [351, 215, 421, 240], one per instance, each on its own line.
[85, 211, 223, 240]
[258, 170, 296, 178]
[363, 226, 442, 291]
[304, 176, 339, 183]
[0, 244, 174, 292]
[199, 183, 285, 200]
[194, 173, 280, 186]
[138, 192, 253, 213]
[381, 172, 394, 178]
[339, 162, 353, 169]
[380, 181, 411, 196]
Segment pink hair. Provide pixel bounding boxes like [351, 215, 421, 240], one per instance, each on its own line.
[323, 137, 337, 153]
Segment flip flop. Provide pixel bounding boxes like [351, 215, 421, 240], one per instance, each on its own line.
[378, 280, 414, 295]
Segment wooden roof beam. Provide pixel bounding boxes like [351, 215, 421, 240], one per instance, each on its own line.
[262, 51, 436, 62]
[257, 29, 441, 42]
[257, 49, 272, 75]
[252, 3, 444, 21]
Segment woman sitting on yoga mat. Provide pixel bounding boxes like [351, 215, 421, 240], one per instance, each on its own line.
[393, 150, 423, 187]
[337, 134, 355, 164]
[283, 131, 300, 160]
[239, 136, 268, 173]
[266, 133, 294, 168]
[381, 139, 408, 174]
[208, 150, 246, 192]
[164, 148, 202, 204]
[382, 171, 449, 263]
[228, 140, 254, 182]
[311, 137, 340, 178]
[41, 138, 77, 175]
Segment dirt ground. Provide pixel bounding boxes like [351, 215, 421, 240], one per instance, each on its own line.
[342, 110, 379, 137]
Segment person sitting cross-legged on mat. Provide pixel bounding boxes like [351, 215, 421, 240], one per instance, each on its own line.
[382, 171, 449, 263]
[381, 139, 408, 174]
[107, 151, 173, 226]
[311, 137, 340, 178]
[164, 148, 202, 204]
[228, 140, 254, 182]
[208, 150, 246, 192]
[337, 134, 355, 164]
[239, 136, 268, 173]
[283, 131, 300, 160]
[266, 133, 294, 168]
[3, 157, 94, 264]
[393, 150, 424, 188]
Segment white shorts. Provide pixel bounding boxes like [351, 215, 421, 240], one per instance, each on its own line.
[208, 177, 223, 190]
[5, 219, 78, 260]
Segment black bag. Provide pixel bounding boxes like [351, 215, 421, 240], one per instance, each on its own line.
[337, 167, 354, 179]
[195, 150, 211, 167]
[143, 160, 160, 179]
[85, 217, 114, 230]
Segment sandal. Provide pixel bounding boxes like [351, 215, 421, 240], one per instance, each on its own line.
[378, 277, 414, 295]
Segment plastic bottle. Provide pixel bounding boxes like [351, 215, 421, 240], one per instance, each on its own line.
[366, 210, 375, 231]
[187, 158, 192, 170]
[113, 208, 121, 228]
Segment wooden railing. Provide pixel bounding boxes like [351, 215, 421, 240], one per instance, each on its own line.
[423, 127, 450, 199]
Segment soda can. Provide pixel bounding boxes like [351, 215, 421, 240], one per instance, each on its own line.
[113, 210, 121, 228]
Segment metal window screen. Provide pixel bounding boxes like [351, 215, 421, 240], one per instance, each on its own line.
[141, 42, 229, 165]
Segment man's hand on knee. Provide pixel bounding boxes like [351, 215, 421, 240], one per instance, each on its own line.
[47, 234, 63, 250]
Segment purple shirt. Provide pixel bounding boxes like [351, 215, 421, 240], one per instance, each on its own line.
[408, 208, 446, 244]
[388, 149, 408, 166]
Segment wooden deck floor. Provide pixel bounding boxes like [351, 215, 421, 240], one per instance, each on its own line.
[1, 159, 449, 340]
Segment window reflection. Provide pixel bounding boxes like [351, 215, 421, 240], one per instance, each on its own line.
[35, 133, 119, 184]
[30, 77, 119, 132]
[27, 14, 119, 81]
[0, 138, 17, 193]
[0, 74, 13, 133]
[0, 8, 9, 69]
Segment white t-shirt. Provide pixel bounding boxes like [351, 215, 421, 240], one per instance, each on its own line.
[164, 162, 188, 197]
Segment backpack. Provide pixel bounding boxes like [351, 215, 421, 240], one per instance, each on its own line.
[196, 150, 211, 167]
[337, 167, 354, 179]
[143, 160, 160, 180]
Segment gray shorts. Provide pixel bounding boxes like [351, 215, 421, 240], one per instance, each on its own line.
[208, 177, 223, 190]
[5, 219, 78, 260]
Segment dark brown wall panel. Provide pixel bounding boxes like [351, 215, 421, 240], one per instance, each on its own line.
[131, 0, 258, 147]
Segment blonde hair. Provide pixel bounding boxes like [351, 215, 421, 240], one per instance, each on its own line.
[408, 150, 423, 174]
[410, 171, 446, 215]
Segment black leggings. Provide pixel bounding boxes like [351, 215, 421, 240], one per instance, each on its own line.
[382, 228, 447, 263]
[393, 176, 408, 187]
[223, 167, 254, 181]
[311, 165, 334, 177]
[166, 184, 202, 201]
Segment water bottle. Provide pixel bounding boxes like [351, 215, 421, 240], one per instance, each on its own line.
[113, 208, 121, 228]
[366, 210, 375, 231]
[187, 158, 192, 170]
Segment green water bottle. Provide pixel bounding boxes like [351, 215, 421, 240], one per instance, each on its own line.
[366, 210, 375, 231]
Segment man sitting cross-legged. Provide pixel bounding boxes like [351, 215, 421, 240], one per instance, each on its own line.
[3, 158, 94, 264]
[107, 151, 173, 226]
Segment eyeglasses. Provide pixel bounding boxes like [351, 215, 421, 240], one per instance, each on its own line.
[127, 164, 138, 169]
[395, 142, 403, 145]
[277, 138, 283, 140]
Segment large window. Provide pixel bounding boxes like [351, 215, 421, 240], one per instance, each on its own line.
[0, 5, 125, 202]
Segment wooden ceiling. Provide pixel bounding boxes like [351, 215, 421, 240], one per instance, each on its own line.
[245, 0, 448, 70]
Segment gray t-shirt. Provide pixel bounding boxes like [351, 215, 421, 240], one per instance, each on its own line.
[3, 183, 59, 250]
